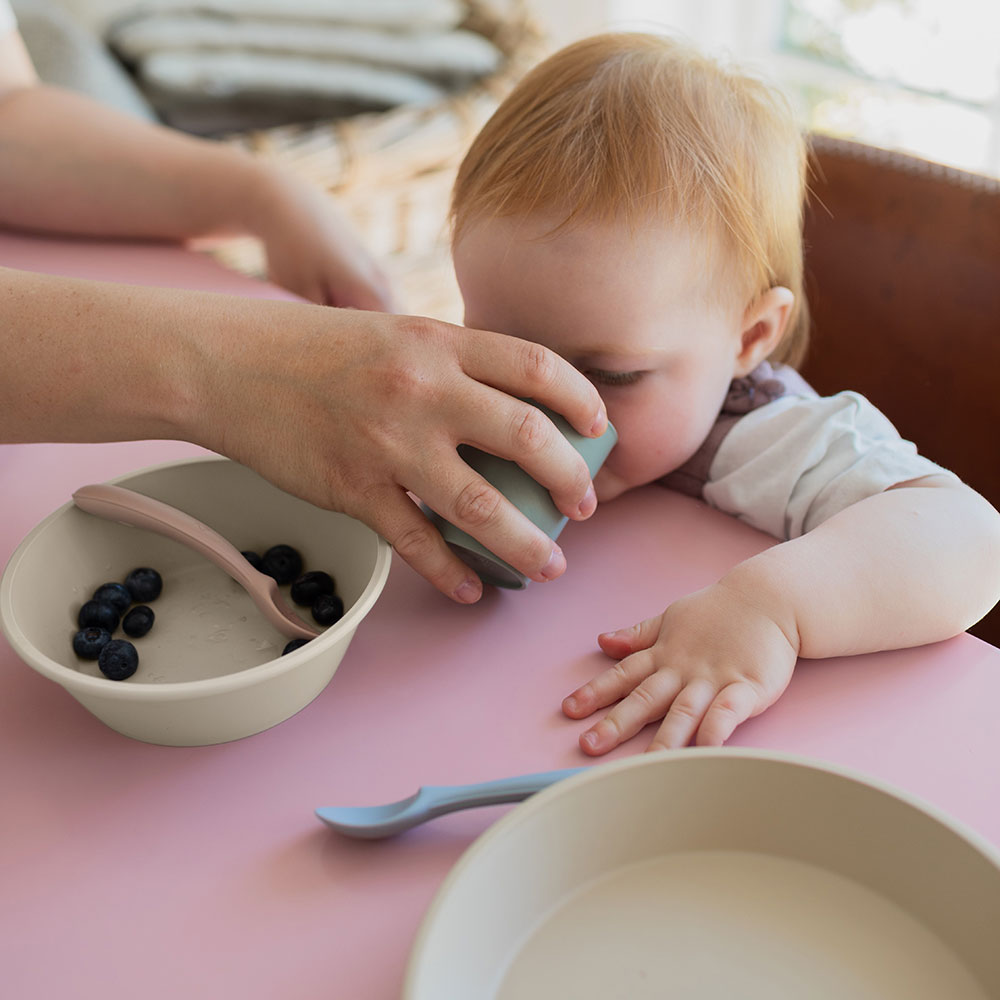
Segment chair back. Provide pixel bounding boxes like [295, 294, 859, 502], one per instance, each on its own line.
[800, 135, 1000, 646]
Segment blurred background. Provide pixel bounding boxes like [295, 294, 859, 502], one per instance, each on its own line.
[13, 0, 998, 318]
[536, 0, 1000, 181]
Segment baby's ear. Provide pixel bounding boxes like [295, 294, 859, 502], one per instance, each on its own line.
[734, 287, 795, 376]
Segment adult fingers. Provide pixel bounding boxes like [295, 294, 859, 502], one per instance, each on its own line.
[459, 329, 607, 441]
[446, 387, 598, 523]
[404, 446, 567, 585]
[359, 484, 484, 603]
[324, 264, 399, 312]
[645, 680, 719, 751]
[265, 259, 317, 305]
[694, 681, 760, 747]
[578, 667, 686, 756]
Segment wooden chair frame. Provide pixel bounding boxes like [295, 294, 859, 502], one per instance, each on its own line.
[800, 135, 1000, 646]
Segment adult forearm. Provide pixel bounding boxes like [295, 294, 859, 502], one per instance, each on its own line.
[0, 265, 293, 445]
[720, 481, 1000, 658]
[0, 85, 270, 240]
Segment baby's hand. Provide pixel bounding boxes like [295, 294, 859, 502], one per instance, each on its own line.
[562, 582, 800, 753]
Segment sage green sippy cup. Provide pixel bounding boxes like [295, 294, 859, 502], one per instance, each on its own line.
[421, 403, 617, 589]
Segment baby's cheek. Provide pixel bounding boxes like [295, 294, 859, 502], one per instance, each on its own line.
[594, 434, 680, 500]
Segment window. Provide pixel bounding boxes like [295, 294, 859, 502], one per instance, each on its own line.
[570, 0, 1000, 177]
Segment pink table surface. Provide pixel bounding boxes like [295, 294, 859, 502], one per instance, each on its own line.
[2, 232, 1000, 999]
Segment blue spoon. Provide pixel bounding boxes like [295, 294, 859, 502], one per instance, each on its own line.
[315, 767, 585, 839]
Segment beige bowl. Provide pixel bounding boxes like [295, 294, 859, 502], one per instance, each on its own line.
[405, 749, 1000, 1000]
[0, 456, 391, 746]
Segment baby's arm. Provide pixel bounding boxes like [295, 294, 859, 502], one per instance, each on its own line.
[0, 70, 392, 309]
[565, 475, 1000, 755]
[731, 476, 1000, 655]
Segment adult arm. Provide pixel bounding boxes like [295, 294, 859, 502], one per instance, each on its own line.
[0, 266, 607, 602]
[0, 37, 393, 309]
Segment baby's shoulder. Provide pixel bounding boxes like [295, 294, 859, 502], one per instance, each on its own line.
[705, 382, 955, 539]
[721, 364, 911, 452]
[660, 362, 946, 534]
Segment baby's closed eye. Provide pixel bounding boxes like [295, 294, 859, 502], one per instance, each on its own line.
[584, 368, 645, 387]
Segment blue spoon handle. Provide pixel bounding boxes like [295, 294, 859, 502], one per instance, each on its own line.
[419, 767, 585, 815]
[315, 767, 589, 838]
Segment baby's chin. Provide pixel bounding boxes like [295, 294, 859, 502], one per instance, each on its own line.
[594, 460, 676, 502]
[593, 467, 635, 503]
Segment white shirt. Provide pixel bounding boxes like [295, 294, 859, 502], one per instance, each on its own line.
[704, 390, 955, 540]
[0, 0, 15, 35]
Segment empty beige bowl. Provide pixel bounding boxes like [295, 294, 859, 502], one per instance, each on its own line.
[405, 749, 1000, 1000]
[0, 456, 391, 746]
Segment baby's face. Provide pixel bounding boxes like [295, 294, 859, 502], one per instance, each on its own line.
[454, 215, 749, 501]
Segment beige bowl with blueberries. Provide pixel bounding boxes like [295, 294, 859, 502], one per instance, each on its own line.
[0, 456, 392, 746]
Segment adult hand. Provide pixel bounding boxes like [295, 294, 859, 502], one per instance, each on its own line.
[196, 302, 608, 602]
[2, 265, 604, 601]
[0, 62, 392, 314]
[562, 579, 799, 752]
[250, 167, 398, 311]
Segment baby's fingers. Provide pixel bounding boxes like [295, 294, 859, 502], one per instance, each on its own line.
[644, 680, 723, 752]
[577, 669, 686, 756]
[562, 649, 657, 719]
[693, 681, 761, 747]
[596, 614, 664, 659]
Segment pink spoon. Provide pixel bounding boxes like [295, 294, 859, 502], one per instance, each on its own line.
[72, 483, 320, 640]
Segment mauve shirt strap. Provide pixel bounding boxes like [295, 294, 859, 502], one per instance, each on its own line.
[660, 361, 817, 498]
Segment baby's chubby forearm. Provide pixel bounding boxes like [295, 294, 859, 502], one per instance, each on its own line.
[719, 478, 1000, 658]
[0, 84, 276, 242]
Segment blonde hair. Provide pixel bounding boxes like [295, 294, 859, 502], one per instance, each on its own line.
[451, 33, 810, 366]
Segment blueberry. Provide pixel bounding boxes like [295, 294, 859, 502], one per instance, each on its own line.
[92, 582, 131, 614]
[98, 639, 139, 681]
[282, 638, 310, 655]
[311, 593, 344, 626]
[241, 550, 265, 572]
[72, 627, 112, 660]
[261, 545, 303, 585]
[122, 605, 155, 638]
[124, 567, 162, 603]
[290, 570, 335, 607]
[78, 599, 119, 632]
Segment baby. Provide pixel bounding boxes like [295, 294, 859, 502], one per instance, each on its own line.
[448, 32, 1000, 754]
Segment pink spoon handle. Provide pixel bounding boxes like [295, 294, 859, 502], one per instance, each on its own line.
[72, 483, 320, 640]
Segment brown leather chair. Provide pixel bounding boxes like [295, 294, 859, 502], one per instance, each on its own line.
[799, 135, 1000, 647]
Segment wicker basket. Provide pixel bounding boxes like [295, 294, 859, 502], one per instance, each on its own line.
[210, 0, 545, 322]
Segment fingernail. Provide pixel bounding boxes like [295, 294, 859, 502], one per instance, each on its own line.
[581, 730, 599, 750]
[563, 695, 579, 713]
[453, 578, 481, 603]
[576, 484, 597, 519]
[539, 544, 566, 581]
[590, 409, 608, 437]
